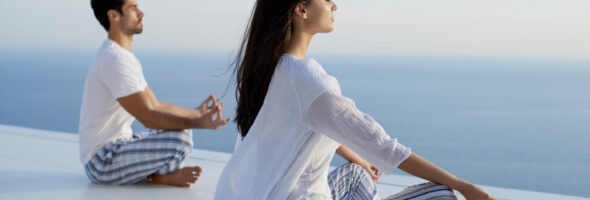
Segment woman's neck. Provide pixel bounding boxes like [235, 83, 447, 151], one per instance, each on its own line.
[284, 29, 313, 60]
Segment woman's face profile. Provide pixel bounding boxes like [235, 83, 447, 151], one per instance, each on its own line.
[301, 0, 338, 34]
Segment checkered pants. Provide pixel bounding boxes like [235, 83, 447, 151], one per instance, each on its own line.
[84, 129, 193, 185]
[329, 163, 380, 200]
[328, 163, 457, 200]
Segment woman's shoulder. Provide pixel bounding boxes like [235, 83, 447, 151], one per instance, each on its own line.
[278, 54, 329, 82]
[278, 54, 340, 103]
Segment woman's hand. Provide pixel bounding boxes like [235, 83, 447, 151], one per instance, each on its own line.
[358, 160, 382, 183]
[334, 146, 383, 183]
[398, 153, 497, 200]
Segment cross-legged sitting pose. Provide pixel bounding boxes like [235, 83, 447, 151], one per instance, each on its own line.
[215, 0, 496, 199]
[80, 0, 230, 187]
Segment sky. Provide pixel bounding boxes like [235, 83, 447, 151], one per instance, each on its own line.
[0, 0, 589, 60]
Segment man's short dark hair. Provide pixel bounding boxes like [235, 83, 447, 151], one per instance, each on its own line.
[91, 0, 126, 31]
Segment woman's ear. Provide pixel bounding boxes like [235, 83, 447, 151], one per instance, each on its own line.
[107, 9, 120, 23]
[293, 4, 308, 20]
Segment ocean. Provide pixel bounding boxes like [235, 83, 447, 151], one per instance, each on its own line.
[0, 49, 589, 197]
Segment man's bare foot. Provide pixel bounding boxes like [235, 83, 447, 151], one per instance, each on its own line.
[149, 166, 202, 187]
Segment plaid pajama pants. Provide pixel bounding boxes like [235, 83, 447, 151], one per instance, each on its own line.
[84, 129, 193, 185]
[328, 163, 457, 200]
[329, 163, 380, 200]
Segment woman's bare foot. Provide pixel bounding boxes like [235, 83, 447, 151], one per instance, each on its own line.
[149, 166, 203, 187]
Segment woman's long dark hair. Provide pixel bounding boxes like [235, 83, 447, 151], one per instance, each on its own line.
[234, 0, 311, 138]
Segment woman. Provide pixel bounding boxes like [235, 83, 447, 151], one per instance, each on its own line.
[215, 0, 496, 199]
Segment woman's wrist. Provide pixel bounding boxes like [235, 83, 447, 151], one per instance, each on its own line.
[450, 178, 474, 192]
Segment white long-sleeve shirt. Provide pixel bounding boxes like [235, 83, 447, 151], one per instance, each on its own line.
[215, 54, 411, 200]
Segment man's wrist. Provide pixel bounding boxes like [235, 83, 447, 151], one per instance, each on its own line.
[192, 110, 202, 118]
[189, 117, 202, 129]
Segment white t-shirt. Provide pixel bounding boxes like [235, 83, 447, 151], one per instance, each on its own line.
[215, 54, 411, 199]
[78, 39, 148, 164]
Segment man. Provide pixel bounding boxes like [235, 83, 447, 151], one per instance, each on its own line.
[79, 0, 231, 187]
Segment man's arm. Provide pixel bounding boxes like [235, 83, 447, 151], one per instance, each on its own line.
[144, 87, 212, 118]
[117, 86, 230, 130]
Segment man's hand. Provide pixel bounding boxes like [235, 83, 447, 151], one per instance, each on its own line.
[194, 95, 231, 130]
[194, 94, 219, 118]
[118, 88, 231, 130]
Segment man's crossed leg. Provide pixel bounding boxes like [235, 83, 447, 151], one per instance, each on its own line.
[85, 130, 201, 187]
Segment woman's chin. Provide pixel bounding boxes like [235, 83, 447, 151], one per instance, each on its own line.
[321, 27, 335, 33]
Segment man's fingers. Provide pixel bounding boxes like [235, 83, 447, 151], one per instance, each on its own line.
[219, 118, 231, 126]
[199, 99, 232, 129]
[200, 95, 214, 109]
[203, 95, 214, 104]
[212, 98, 219, 108]
[216, 105, 223, 121]
[207, 104, 220, 117]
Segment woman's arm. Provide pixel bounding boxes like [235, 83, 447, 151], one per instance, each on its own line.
[307, 92, 411, 174]
[336, 145, 382, 183]
[306, 91, 494, 200]
[398, 153, 495, 200]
